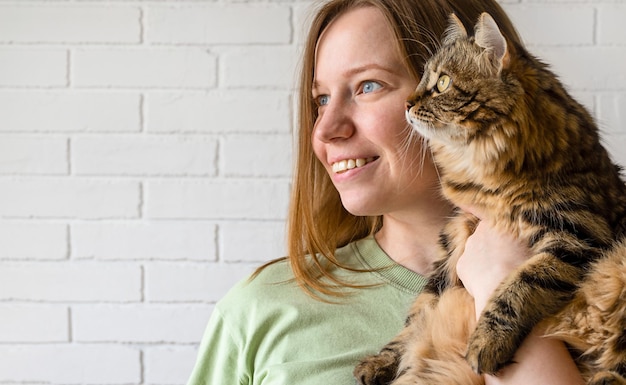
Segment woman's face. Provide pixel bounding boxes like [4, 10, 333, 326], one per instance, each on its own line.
[312, 6, 440, 217]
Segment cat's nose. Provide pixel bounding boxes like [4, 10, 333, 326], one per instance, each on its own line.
[405, 101, 414, 111]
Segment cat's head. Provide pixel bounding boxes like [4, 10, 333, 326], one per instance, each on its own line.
[406, 13, 519, 146]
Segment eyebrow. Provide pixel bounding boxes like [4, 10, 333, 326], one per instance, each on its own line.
[312, 63, 401, 90]
[344, 63, 398, 77]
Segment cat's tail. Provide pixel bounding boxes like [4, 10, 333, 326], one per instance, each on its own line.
[545, 237, 626, 380]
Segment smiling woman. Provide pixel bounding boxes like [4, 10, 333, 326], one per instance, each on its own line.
[186, 0, 586, 384]
[311, 7, 441, 219]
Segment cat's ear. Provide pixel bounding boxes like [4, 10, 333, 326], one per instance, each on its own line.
[474, 13, 510, 72]
[443, 13, 467, 45]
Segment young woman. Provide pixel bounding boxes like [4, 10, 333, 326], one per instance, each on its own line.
[187, 1, 584, 384]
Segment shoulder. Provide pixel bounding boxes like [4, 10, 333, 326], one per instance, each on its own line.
[219, 236, 426, 308]
[205, 239, 426, 380]
[215, 258, 302, 321]
[214, 240, 366, 321]
[220, 240, 365, 306]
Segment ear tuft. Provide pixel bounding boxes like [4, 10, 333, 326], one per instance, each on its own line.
[474, 13, 509, 71]
[442, 13, 468, 46]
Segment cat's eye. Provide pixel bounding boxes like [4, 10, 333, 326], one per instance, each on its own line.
[436, 74, 452, 93]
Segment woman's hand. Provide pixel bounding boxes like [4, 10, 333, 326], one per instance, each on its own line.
[456, 209, 584, 384]
[456, 208, 529, 318]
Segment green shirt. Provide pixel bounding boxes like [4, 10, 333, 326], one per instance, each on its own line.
[187, 236, 428, 385]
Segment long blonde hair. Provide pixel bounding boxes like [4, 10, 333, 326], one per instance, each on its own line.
[255, 0, 522, 298]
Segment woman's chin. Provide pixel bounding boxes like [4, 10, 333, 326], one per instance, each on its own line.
[340, 199, 379, 217]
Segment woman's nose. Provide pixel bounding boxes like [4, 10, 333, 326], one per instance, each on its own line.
[313, 101, 355, 143]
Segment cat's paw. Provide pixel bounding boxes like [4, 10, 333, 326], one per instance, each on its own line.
[465, 322, 517, 375]
[353, 354, 398, 385]
[588, 371, 626, 385]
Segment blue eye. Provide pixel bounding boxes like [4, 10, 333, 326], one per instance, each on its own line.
[362, 81, 382, 94]
[317, 95, 330, 106]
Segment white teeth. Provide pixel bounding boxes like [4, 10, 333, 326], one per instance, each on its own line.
[332, 157, 374, 173]
[332, 160, 346, 173]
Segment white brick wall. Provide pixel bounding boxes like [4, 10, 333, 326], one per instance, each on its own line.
[0, 1, 624, 384]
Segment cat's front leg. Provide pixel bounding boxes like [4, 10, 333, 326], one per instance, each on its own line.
[465, 252, 581, 374]
[588, 371, 626, 385]
[354, 292, 440, 385]
[354, 340, 403, 385]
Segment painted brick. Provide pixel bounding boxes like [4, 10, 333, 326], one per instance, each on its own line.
[604, 133, 626, 169]
[144, 262, 256, 302]
[72, 221, 216, 260]
[146, 90, 291, 133]
[73, 135, 217, 176]
[0, 179, 139, 219]
[0, 344, 140, 384]
[598, 92, 626, 134]
[0, 136, 67, 174]
[72, 304, 212, 343]
[0, 3, 623, 385]
[0, 49, 66, 87]
[504, 5, 594, 45]
[144, 346, 199, 385]
[220, 46, 299, 89]
[146, 4, 291, 44]
[0, 222, 67, 260]
[568, 91, 596, 118]
[531, 47, 626, 90]
[293, 2, 316, 44]
[221, 134, 293, 177]
[0, 91, 140, 133]
[0, 305, 68, 342]
[72, 48, 217, 89]
[145, 180, 290, 220]
[598, 5, 626, 45]
[0, 262, 141, 301]
[0, 5, 140, 43]
[220, 220, 286, 263]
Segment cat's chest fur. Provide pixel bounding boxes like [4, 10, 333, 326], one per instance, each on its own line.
[428, 136, 529, 210]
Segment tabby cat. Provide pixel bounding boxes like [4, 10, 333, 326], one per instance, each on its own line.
[354, 12, 626, 385]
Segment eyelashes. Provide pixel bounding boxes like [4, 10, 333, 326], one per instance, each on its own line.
[315, 94, 330, 107]
[361, 80, 383, 94]
[312, 80, 385, 108]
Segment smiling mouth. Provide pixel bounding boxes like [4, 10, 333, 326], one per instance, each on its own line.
[331, 157, 377, 173]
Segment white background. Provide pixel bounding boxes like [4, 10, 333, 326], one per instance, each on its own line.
[0, 0, 625, 384]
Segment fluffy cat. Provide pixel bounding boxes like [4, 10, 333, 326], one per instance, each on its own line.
[354, 12, 626, 385]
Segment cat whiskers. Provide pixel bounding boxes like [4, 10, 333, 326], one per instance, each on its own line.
[396, 123, 435, 191]
[400, 26, 442, 71]
[406, 120, 445, 188]
[398, 123, 423, 169]
[400, 23, 442, 54]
